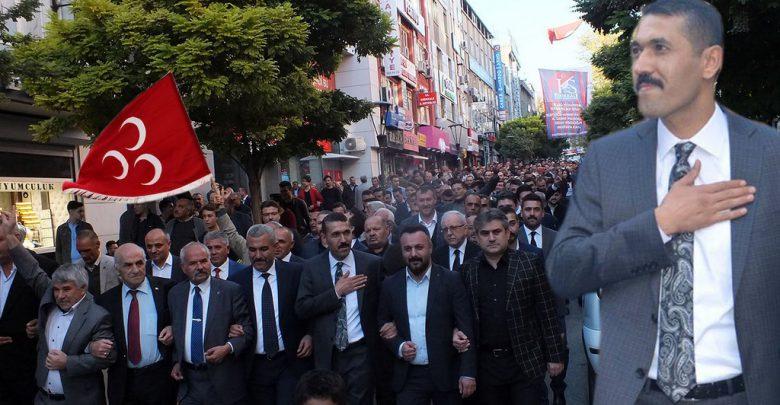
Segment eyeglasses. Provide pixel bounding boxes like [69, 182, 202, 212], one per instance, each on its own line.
[442, 224, 466, 233]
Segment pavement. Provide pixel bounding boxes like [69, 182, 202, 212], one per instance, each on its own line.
[545, 300, 590, 405]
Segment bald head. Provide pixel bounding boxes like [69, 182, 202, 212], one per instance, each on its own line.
[144, 228, 171, 266]
[114, 243, 146, 289]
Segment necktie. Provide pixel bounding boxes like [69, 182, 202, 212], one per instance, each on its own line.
[452, 249, 461, 272]
[657, 142, 697, 402]
[260, 273, 279, 356]
[214, 268, 222, 279]
[530, 231, 538, 247]
[127, 290, 141, 365]
[334, 262, 349, 351]
[191, 286, 205, 364]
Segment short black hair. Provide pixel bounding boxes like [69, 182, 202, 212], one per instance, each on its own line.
[417, 185, 436, 196]
[361, 189, 374, 197]
[321, 212, 349, 234]
[105, 240, 117, 249]
[323, 175, 332, 181]
[499, 205, 518, 220]
[294, 370, 347, 405]
[67, 200, 84, 211]
[260, 200, 281, 210]
[495, 192, 517, 204]
[279, 181, 292, 189]
[473, 208, 509, 232]
[521, 192, 544, 208]
[641, 0, 724, 51]
[399, 223, 431, 239]
[159, 199, 174, 211]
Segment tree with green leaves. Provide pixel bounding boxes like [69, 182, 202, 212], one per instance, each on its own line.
[0, 0, 39, 92]
[576, 0, 780, 141]
[496, 115, 566, 160]
[11, 0, 392, 220]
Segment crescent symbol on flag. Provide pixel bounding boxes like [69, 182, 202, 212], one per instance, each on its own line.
[102, 150, 129, 180]
[134, 153, 163, 185]
[121, 117, 147, 151]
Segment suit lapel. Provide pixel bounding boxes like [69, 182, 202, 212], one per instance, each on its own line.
[424, 268, 439, 338]
[114, 289, 128, 354]
[1, 272, 24, 319]
[150, 279, 165, 335]
[400, 272, 410, 339]
[504, 255, 518, 310]
[727, 111, 760, 297]
[206, 279, 220, 340]
[62, 296, 91, 353]
[353, 251, 365, 310]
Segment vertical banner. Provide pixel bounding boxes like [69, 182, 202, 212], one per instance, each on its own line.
[493, 45, 506, 112]
[539, 69, 589, 138]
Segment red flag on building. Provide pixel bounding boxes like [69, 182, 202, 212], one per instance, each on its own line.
[63, 73, 211, 202]
[547, 20, 583, 44]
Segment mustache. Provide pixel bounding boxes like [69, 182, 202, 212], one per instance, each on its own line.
[635, 74, 663, 91]
[338, 243, 350, 249]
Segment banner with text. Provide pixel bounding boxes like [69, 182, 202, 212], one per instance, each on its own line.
[539, 69, 589, 138]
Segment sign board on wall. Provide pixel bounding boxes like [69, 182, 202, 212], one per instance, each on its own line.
[0, 181, 59, 192]
[539, 69, 590, 138]
[380, 0, 417, 87]
[418, 92, 438, 107]
[439, 73, 456, 102]
[398, 0, 426, 36]
[493, 45, 506, 112]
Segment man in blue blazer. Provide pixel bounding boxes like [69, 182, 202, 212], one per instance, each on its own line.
[548, 1, 778, 403]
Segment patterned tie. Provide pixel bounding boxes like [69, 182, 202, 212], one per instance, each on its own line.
[452, 249, 461, 272]
[334, 262, 349, 351]
[191, 286, 205, 364]
[213, 268, 222, 279]
[127, 290, 141, 365]
[530, 231, 538, 247]
[657, 141, 697, 402]
[260, 273, 279, 356]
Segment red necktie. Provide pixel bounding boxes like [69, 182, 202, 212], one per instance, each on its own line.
[214, 268, 222, 279]
[127, 290, 141, 365]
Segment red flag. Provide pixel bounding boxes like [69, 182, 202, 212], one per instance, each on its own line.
[63, 73, 211, 202]
[547, 20, 583, 44]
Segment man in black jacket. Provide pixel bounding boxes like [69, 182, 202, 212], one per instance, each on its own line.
[431, 211, 480, 272]
[378, 224, 476, 403]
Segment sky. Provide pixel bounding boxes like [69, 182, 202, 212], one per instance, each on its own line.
[467, 0, 594, 96]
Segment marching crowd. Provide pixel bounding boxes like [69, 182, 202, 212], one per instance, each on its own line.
[0, 160, 579, 405]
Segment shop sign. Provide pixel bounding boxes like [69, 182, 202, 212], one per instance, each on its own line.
[493, 45, 506, 111]
[385, 129, 405, 150]
[0, 181, 59, 192]
[383, 50, 418, 87]
[439, 73, 456, 102]
[418, 133, 426, 147]
[398, 0, 426, 35]
[418, 92, 438, 107]
[403, 131, 419, 152]
[316, 140, 333, 153]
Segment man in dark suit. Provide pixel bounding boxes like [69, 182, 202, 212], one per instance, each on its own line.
[378, 224, 476, 403]
[165, 196, 207, 257]
[460, 209, 564, 404]
[432, 211, 480, 271]
[0, 222, 39, 404]
[228, 224, 312, 404]
[518, 193, 557, 258]
[54, 200, 93, 264]
[204, 231, 244, 280]
[95, 243, 175, 405]
[2, 209, 117, 405]
[168, 242, 254, 405]
[544, 189, 568, 226]
[547, 2, 778, 403]
[399, 186, 444, 248]
[295, 213, 382, 405]
[299, 211, 331, 259]
[392, 188, 411, 224]
[144, 229, 187, 283]
[267, 223, 304, 263]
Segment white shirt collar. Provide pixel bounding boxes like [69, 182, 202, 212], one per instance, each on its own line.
[450, 238, 468, 254]
[190, 275, 211, 293]
[254, 260, 277, 279]
[122, 277, 150, 296]
[154, 253, 173, 270]
[524, 224, 540, 235]
[418, 211, 438, 225]
[282, 251, 293, 262]
[405, 265, 432, 284]
[211, 258, 229, 272]
[657, 104, 728, 160]
[329, 251, 355, 271]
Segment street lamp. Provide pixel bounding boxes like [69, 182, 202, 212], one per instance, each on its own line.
[448, 123, 465, 169]
[369, 100, 392, 177]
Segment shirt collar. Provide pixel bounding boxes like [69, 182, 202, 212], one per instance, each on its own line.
[211, 258, 229, 272]
[2, 265, 16, 281]
[657, 104, 728, 160]
[122, 277, 150, 297]
[59, 292, 87, 315]
[329, 251, 354, 270]
[254, 260, 277, 279]
[418, 211, 438, 225]
[190, 275, 211, 293]
[282, 251, 292, 262]
[405, 265, 432, 284]
[450, 238, 468, 255]
[524, 224, 540, 235]
[93, 252, 103, 267]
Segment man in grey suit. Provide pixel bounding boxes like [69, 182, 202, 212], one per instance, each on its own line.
[73, 229, 119, 297]
[547, 1, 775, 404]
[168, 242, 254, 405]
[518, 193, 557, 258]
[1, 210, 116, 405]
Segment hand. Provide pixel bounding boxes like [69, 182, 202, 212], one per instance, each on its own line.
[158, 326, 173, 346]
[170, 362, 184, 381]
[334, 272, 367, 297]
[401, 341, 416, 362]
[25, 319, 38, 339]
[212, 192, 224, 207]
[655, 161, 754, 235]
[46, 349, 67, 370]
[459, 377, 476, 398]
[228, 324, 244, 338]
[204, 344, 231, 364]
[297, 335, 313, 358]
[452, 328, 469, 352]
[548, 362, 564, 377]
[0, 336, 12, 346]
[379, 322, 398, 340]
[0, 210, 19, 249]
[89, 339, 113, 359]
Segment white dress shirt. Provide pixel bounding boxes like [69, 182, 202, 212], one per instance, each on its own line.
[419, 212, 438, 239]
[184, 277, 211, 364]
[44, 294, 87, 394]
[329, 252, 364, 343]
[523, 225, 542, 247]
[253, 262, 285, 354]
[648, 105, 742, 383]
[211, 258, 230, 280]
[282, 252, 293, 263]
[151, 253, 173, 279]
[0, 265, 17, 316]
[448, 239, 468, 271]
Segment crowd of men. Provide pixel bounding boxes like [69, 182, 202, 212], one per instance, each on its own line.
[0, 159, 578, 405]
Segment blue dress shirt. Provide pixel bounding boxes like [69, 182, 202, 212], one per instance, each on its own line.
[122, 278, 162, 368]
[68, 222, 81, 262]
[400, 267, 430, 365]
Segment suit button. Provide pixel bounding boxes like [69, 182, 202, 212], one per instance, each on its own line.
[651, 313, 658, 323]
[635, 368, 645, 378]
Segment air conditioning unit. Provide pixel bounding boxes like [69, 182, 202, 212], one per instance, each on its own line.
[416, 59, 427, 73]
[422, 66, 433, 79]
[5, 76, 22, 91]
[343, 137, 367, 153]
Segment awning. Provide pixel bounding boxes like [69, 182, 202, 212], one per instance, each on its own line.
[399, 153, 428, 160]
[300, 153, 360, 161]
[417, 125, 453, 154]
